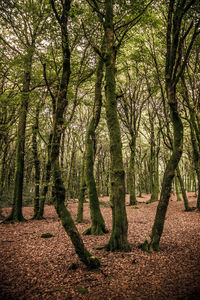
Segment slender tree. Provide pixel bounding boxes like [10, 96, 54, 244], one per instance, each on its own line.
[49, 0, 100, 268]
[32, 102, 41, 219]
[83, 38, 108, 235]
[76, 153, 86, 223]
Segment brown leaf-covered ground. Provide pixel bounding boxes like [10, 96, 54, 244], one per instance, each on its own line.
[0, 193, 200, 299]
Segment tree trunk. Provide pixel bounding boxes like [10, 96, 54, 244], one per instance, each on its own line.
[148, 120, 159, 203]
[51, 108, 99, 267]
[139, 0, 199, 251]
[65, 138, 76, 200]
[176, 166, 194, 211]
[174, 171, 181, 202]
[49, 0, 100, 268]
[0, 140, 8, 200]
[104, 0, 130, 251]
[32, 103, 41, 219]
[191, 131, 200, 210]
[6, 46, 34, 222]
[38, 133, 52, 218]
[83, 43, 107, 235]
[76, 154, 86, 223]
[129, 138, 137, 205]
[140, 87, 183, 252]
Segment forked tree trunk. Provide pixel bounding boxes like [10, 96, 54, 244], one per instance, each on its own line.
[104, 0, 130, 251]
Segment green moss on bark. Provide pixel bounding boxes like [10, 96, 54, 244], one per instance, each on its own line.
[76, 155, 86, 223]
[129, 139, 137, 206]
[103, 0, 130, 251]
[84, 45, 107, 235]
[6, 47, 34, 223]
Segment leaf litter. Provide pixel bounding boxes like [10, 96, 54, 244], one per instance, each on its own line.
[0, 193, 200, 299]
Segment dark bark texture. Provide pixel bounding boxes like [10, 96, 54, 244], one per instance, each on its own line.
[104, 0, 130, 251]
[49, 0, 100, 268]
[7, 46, 34, 222]
[140, 0, 199, 251]
[84, 42, 107, 235]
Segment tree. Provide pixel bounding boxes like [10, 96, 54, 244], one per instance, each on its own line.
[86, 0, 154, 251]
[49, 0, 100, 268]
[181, 56, 200, 210]
[1, 0, 49, 221]
[83, 39, 108, 235]
[117, 62, 148, 205]
[32, 101, 41, 219]
[140, 0, 200, 252]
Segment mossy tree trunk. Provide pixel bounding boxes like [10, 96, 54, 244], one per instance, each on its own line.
[181, 75, 200, 211]
[140, 87, 183, 252]
[83, 42, 107, 235]
[32, 102, 41, 219]
[76, 154, 86, 223]
[104, 0, 130, 251]
[38, 133, 52, 218]
[129, 137, 137, 205]
[6, 46, 34, 222]
[176, 166, 194, 211]
[174, 171, 181, 202]
[49, 0, 100, 268]
[148, 113, 159, 203]
[140, 0, 198, 252]
[66, 140, 76, 200]
[189, 123, 200, 211]
[182, 76, 200, 210]
[0, 139, 8, 200]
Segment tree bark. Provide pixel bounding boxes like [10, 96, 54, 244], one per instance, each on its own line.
[6, 46, 34, 222]
[148, 116, 159, 203]
[139, 0, 199, 251]
[140, 88, 183, 251]
[174, 171, 181, 202]
[49, 0, 100, 268]
[129, 137, 137, 205]
[176, 166, 194, 211]
[83, 42, 107, 235]
[104, 0, 130, 251]
[32, 103, 41, 219]
[38, 133, 52, 218]
[76, 154, 86, 223]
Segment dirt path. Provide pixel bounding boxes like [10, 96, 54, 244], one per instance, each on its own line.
[0, 194, 200, 299]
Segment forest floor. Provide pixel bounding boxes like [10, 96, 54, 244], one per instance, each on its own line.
[0, 193, 200, 300]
